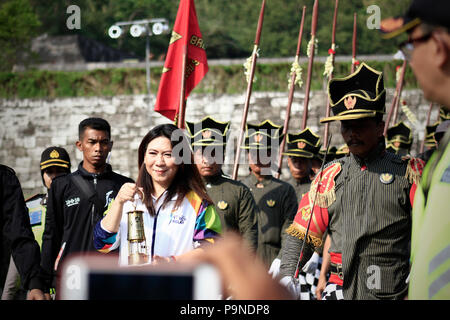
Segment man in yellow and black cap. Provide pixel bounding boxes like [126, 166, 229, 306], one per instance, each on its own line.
[186, 116, 258, 251]
[386, 122, 413, 156]
[280, 63, 425, 300]
[240, 120, 298, 268]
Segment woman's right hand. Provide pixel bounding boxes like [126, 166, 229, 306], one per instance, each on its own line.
[116, 183, 139, 205]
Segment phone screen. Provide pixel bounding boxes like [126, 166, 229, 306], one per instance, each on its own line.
[88, 272, 194, 300]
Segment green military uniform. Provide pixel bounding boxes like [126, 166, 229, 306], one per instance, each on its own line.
[281, 63, 425, 299]
[186, 116, 258, 250]
[386, 122, 413, 156]
[240, 120, 298, 267]
[410, 129, 450, 299]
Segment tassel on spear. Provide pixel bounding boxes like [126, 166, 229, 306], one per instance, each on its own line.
[323, 0, 339, 149]
[274, 5, 307, 179]
[232, 0, 266, 180]
[301, 0, 319, 130]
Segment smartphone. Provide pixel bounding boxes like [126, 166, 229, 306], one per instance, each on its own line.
[57, 254, 222, 300]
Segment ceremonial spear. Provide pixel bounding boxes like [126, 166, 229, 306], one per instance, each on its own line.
[274, 5, 307, 180]
[384, 59, 407, 135]
[323, 0, 339, 149]
[351, 12, 358, 73]
[301, 0, 319, 130]
[232, 0, 266, 180]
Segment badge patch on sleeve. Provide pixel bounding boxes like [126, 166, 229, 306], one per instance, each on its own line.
[29, 209, 42, 226]
[441, 165, 450, 184]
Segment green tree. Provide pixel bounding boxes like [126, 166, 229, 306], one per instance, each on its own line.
[0, 0, 41, 71]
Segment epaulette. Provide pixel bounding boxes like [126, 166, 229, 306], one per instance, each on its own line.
[403, 156, 425, 185]
[308, 162, 342, 208]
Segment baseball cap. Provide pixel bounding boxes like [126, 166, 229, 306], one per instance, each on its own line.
[40, 146, 71, 172]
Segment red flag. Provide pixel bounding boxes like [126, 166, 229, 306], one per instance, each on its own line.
[154, 0, 208, 121]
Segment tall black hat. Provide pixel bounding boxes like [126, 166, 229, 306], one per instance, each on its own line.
[243, 120, 283, 150]
[439, 107, 450, 122]
[386, 121, 413, 153]
[425, 122, 439, 149]
[283, 128, 321, 158]
[320, 63, 385, 123]
[185, 116, 230, 147]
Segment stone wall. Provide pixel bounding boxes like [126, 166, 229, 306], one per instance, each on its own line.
[0, 89, 437, 197]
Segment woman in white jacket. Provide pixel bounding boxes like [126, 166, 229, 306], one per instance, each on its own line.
[93, 124, 221, 265]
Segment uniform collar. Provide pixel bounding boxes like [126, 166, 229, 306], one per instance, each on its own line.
[77, 161, 112, 178]
[350, 140, 386, 167]
[248, 171, 273, 187]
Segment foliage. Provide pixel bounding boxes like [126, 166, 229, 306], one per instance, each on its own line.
[0, 0, 41, 71]
[24, 0, 411, 60]
[0, 60, 418, 99]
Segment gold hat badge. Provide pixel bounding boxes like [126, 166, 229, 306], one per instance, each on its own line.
[344, 96, 357, 110]
[50, 149, 60, 159]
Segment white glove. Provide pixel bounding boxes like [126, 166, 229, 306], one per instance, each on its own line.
[268, 258, 281, 278]
[302, 251, 319, 274]
[280, 276, 300, 300]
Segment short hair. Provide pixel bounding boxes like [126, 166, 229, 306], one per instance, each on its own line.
[78, 118, 111, 139]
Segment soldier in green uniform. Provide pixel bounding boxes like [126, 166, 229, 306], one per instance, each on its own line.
[280, 63, 425, 300]
[381, 0, 450, 299]
[240, 120, 298, 268]
[283, 128, 321, 201]
[186, 116, 258, 251]
[386, 122, 413, 156]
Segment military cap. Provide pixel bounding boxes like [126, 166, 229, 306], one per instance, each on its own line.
[319, 146, 338, 163]
[243, 120, 284, 150]
[439, 107, 450, 122]
[185, 116, 230, 147]
[40, 146, 71, 172]
[283, 128, 321, 158]
[386, 122, 413, 153]
[425, 122, 439, 149]
[320, 63, 385, 123]
[335, 144, 350, 159]
[380, 0, 450, 39]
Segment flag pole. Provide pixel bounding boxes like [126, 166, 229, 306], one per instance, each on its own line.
[232, 0, 266, 180]
[301, 0, 319, 130]
[323, 0, 339, 149]
[274, 6, 307, 180]
[177, 45, 188, 129]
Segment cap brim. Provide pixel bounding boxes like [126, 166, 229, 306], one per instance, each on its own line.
[320, 110, 379, 123]
[282, 150, 314, 158]
[380, 17, 421, 39]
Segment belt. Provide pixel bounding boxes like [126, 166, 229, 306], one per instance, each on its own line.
[330, 262, 344, 280]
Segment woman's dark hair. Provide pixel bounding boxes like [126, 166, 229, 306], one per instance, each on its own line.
[136, 123, 213, 216]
